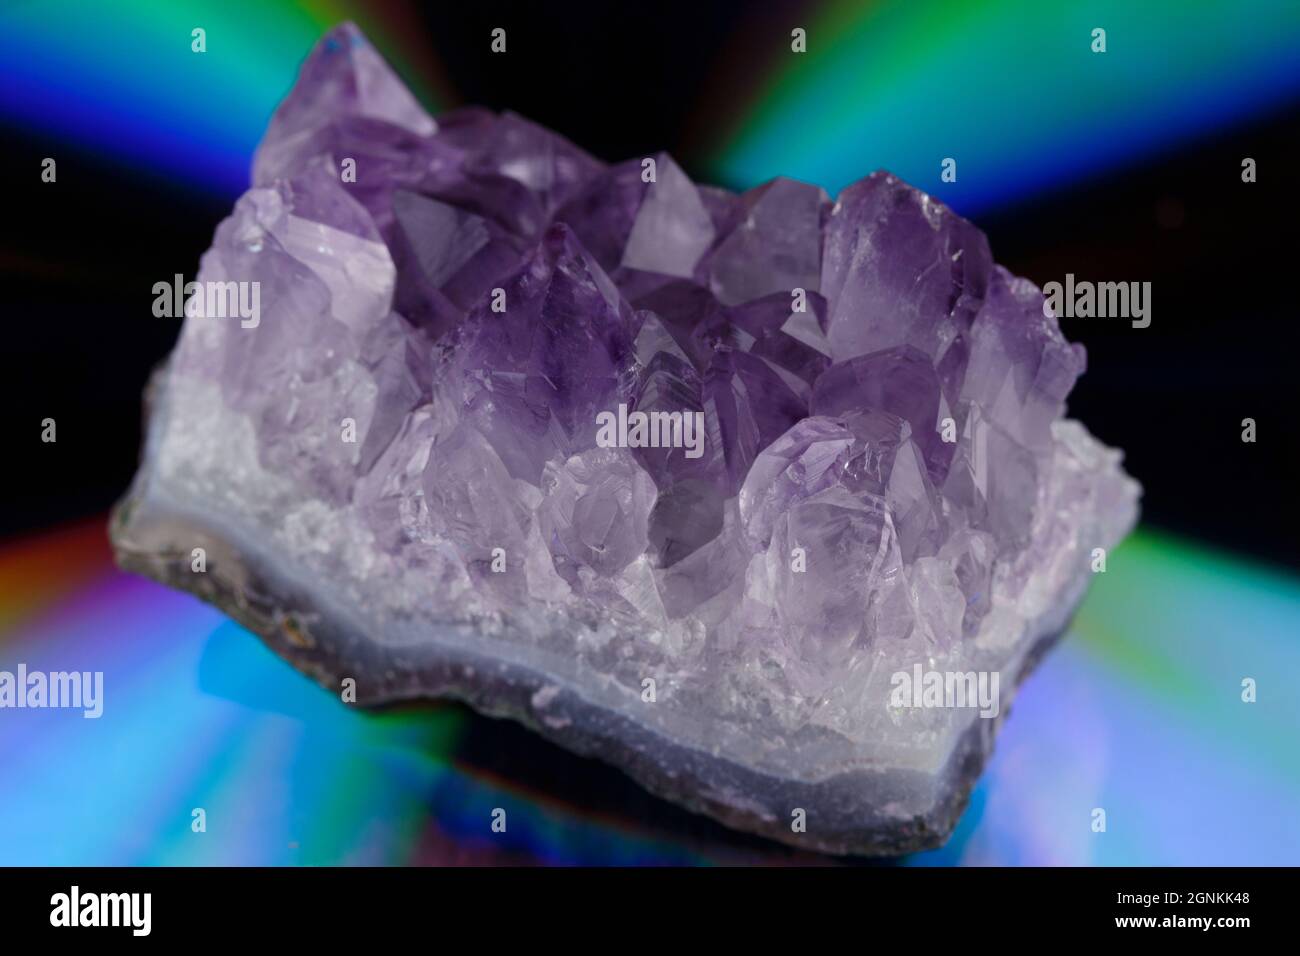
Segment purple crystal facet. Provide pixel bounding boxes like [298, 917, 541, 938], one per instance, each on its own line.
[113, 23, 1140, 856]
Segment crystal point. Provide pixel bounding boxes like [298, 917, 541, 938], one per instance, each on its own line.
[113, 25, 1140, 856]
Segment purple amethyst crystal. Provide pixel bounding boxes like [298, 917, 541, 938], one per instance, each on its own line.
[112, 23, 1139, 855]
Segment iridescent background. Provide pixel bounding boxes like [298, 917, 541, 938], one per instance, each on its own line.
[2, 0, 1298, 865]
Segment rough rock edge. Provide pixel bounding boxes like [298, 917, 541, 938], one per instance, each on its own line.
[111, 366, 1100, 856]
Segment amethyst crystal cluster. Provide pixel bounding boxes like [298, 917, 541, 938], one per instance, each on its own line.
[113, 23, 1139, 854]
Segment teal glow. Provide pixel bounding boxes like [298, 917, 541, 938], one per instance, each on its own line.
[1, 524, 1297, 864]
[0, 0, 444, 196]
[707, 0, 1300, 212]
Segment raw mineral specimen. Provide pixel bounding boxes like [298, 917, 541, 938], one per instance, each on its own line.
[112, 23, 1140, 855]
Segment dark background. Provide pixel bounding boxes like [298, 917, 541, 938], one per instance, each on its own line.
[3, 0, 1297, 569]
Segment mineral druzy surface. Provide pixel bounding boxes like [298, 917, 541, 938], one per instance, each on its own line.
[112, 23, 1140, 855]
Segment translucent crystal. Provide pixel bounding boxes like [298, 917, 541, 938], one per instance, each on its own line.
[113, 23, 1140, 856]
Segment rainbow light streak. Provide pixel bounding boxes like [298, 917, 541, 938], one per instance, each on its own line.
[0, 523, 705, 865]
[0, 521, 1296, 865]
[5, 1, 1297, 214]
[0, 0, 447, 198]
[706, 0, 1300, 214]
[916, 530, 1300, 865]
[1, 1, 1297, 864]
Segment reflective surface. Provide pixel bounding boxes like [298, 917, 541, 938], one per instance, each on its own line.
[1, 520, 1296, 865]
